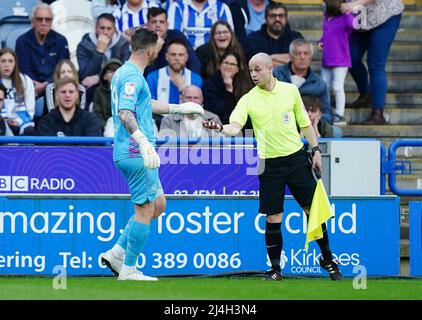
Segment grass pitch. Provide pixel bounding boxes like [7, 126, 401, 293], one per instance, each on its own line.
[0, 276, 421, 300]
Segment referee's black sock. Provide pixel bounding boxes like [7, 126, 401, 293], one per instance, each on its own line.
[305, 215, 333, 261]
[316, 223, 333, 261]
[265, 222, 282, 272]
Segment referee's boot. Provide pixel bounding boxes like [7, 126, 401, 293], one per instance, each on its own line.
[101, 250, 123, 276]
[319, 258, 342, 281]
[264, 269, 283, 281]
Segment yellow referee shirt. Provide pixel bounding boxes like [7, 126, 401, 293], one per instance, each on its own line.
[230, 80, 311, 159]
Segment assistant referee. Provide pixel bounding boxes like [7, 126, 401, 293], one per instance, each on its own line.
[203, 52, 342, 281]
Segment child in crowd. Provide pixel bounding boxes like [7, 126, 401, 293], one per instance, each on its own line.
[92, 58, 122, 137]
[301, 95, 335, 138]
[318, 0, 355, 125]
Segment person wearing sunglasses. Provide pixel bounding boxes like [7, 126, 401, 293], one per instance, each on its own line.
[15, 3, 70, 123]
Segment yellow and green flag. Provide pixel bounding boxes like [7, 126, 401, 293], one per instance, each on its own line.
[305, 178, 334, 252]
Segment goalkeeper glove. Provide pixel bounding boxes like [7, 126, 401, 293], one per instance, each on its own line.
[131, 129, 160, 169]
[169, 102, 204, 115]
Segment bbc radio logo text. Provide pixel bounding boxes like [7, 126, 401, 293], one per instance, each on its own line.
[0, 176, 75, 192]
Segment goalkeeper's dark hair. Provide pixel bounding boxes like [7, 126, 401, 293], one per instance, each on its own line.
[130, 28, 158, 53]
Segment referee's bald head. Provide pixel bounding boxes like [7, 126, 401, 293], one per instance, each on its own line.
[249, 53, 273, 69]
[248, 53, 274, 89]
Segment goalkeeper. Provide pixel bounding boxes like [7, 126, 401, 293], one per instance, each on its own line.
[203, 53, 341, 281]
[101, 28, 204, 281]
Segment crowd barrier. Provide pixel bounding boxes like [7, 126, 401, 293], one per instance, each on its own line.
[409, 202, 422, 277]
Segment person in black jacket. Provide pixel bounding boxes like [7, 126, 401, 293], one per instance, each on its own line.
[244, 2, 303, 65]
[229, 0, 271, 48]
[76, 13, 130, 108]
[37, 77, 102, 137]
[203, 50, 253, 127]
[195, 20, 247, 80]
[15, 3, 70, 121]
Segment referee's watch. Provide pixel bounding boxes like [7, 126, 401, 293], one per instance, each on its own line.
[311, 145, 321, 154]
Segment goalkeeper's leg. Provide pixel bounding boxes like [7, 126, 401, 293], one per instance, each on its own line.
[101, 216, 133, 276]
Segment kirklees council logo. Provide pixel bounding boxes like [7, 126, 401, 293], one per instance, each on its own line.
[0, 176, 75, 192]
[267, 249, 361, 275]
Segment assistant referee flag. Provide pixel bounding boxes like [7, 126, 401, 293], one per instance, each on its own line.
[305, 175, 334, 252]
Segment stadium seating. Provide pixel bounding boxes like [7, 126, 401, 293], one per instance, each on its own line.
[0, 0, 38, 20]
[51, 0, 94, 69]
[4, 25, 31, 50]
[0, 15, 31, 49]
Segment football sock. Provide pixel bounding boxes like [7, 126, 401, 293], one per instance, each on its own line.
[305, 215, 333, 261]
[265, 221, 282, 272]
[116, 215, 134, 253]
[124, 221, 150, 267]
[316, 223, 333, 261]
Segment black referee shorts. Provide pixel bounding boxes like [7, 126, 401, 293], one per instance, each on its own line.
[258, 148, 317, 215]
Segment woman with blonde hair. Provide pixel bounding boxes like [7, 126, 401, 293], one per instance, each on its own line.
[195, 20, 247, 80]
[0, 48, 35, 135]
[46, 59, 87, 112]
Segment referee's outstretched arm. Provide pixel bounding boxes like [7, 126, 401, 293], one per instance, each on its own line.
[202, 120, 242, 136]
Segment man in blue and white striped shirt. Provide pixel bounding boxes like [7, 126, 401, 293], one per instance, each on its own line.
[167, 0, 234, 49]
[115, 0, 160, 39]
[146, 37, 202, 104]
[146, 38, 202, 128]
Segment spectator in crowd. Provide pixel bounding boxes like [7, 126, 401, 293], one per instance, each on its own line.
[115, 0, 160, 41]
[46, 59, 87, 112]
[0, 48, 35, 136]
[341, 0, 404, 125]
[147, 38, 202, 104]
[195, 20, 247, 80]
[318, 0, 354, 126]
[0, 83, 14, 136]
[159, 85, 223, 138]
[93, 58, 123, 136]
[15, 3, 70, 120]
[273, 38, 343, 137]
[229, 0, 270, 47]
[203, 50, 253, 126]
[37, 77, 102, 136]
[77, 13, 130, 108]
[91, 0, 124, 20]
[146, 38, 202, 129]
[245, 2, 303, 65]
[167, 0, 234, 49]
[301, 95, 335, 138]
[145, 7, 201, 76]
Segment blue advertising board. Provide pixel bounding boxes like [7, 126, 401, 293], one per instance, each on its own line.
[0, 146, 259, 195]
[409, 201, 422, 276]
[0, 196, 400, 277]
